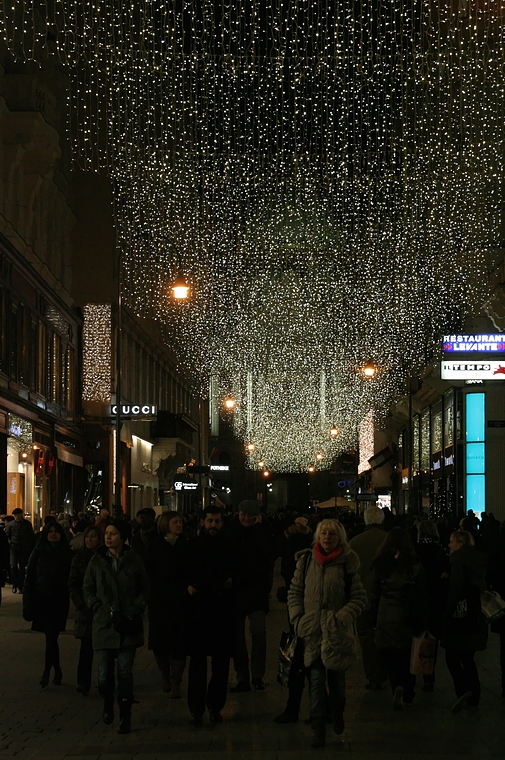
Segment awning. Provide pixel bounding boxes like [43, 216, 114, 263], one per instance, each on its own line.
[316, 497, 356, 509]
[56, 446, 84, 467]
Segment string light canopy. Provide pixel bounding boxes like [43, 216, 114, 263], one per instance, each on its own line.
[1, 1, 500, 470]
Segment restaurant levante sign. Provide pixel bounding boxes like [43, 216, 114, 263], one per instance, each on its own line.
[442, 335, 505, 353]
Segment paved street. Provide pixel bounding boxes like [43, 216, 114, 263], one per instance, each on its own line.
[0, 570, 504, 760]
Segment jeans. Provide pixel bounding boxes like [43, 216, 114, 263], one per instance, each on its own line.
[96, 647, 136, 702]
[445, 648, 481, 703]
[77, 637, 94, 691]
[308, 658, 345, 719]
[380, 649, 416, 703]
[10, 549, 27, 591]
[188, 652, 230, 717]
[233, 610, 267, 683]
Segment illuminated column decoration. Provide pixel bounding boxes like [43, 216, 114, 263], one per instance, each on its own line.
[358, 410, 375, 475]
[246, 372, 253, 437]
[209, 375, 219, 438]
[320, 370, 326, 432]
[82, 304, 112, 402]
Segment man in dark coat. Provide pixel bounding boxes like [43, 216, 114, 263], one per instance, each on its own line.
[6, 507, 35, 593]
[225, 499, 277, 692]
[184, 506, 237, 725]
[129, 508, 158, 561]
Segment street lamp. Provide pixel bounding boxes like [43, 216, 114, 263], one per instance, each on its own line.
[362, 360, 377, 378]
[224, 397, 236, 410]
[247, 442, 255, 452]
[330, 425, 338, 437]
[316, 452, 323, 461]
[308, 465, 315, 473]
[171, 271, 190, 300]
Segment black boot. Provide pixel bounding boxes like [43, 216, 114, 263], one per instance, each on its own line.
[332, 698, 345, 735]
[311, 718, 326, 748]
[53, 667, 63, 686]
[117, 698, 132, 734]
[102, 696, 114, 725]
[39, 670, 50, 688]
[154, 655, 172, 693]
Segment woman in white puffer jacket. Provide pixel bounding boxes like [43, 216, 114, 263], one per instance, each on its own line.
[288, 519, 366, 748]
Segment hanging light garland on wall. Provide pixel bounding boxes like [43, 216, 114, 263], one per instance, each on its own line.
[1, 1, 501, 470]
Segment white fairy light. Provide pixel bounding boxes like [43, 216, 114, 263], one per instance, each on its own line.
[2, 2, 501, 470]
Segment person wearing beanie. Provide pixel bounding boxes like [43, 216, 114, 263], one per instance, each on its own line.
[83, 518, 149, 734]
[225, 499, 277, 692]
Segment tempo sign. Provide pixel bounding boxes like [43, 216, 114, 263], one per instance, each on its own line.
[442, 335, 505, 353]
[109, 405, 157, 416]
[441, 362, 505, 380]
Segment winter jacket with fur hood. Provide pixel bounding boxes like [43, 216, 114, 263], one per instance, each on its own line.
[288, 546, 366, 670]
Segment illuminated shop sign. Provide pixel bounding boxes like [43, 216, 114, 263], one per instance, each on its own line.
[210, 465, 230, 471]
[174, 481, 199, 491]
[109, 405, 157, 416]
[442, 335, 505, 353]
[441, 362, 505, 380]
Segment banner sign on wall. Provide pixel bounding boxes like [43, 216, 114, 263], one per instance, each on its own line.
[441, 361, 505, 380]
[442, 335, 505, 353]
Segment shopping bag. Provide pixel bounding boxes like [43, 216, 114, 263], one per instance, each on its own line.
[481, 590, 505, 624]
[277, 629, 298, 687]
[410, 631, 437, 675]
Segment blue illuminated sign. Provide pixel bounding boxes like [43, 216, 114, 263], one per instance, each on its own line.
[465, 393, 485, 514]
[443, 334, 505, 353]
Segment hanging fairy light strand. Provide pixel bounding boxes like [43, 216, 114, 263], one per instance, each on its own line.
[1, 1, 502, 470]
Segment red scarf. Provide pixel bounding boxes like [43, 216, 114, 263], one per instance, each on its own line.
[314, 543, 344, 567]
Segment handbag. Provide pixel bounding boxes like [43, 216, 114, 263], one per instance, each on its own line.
[277, 629, 299, 687]
[481, 589, 505, 624]
[410, 631, 437, 675]
[278, 551, 311, 686]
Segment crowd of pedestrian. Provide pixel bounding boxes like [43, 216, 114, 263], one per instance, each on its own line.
[0, 501, 504, 747]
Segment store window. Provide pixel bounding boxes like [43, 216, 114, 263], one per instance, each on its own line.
[444, 390, 454, 447]
[431, 402, 442, 454]
[420, 409, 430, 471]
[412, 415, 420, 474]
[38, 321, 47, 396]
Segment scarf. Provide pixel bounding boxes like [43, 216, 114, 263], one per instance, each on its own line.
[314, 543, 344, 567]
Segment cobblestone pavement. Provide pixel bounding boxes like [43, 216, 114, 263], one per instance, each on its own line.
[0, 572, 504, 760]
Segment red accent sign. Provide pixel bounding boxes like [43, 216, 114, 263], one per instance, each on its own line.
[35, 450, 44, 475]
[46, 453, 55, 477]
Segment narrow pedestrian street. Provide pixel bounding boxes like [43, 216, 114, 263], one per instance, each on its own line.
[0, 567, 503, 760]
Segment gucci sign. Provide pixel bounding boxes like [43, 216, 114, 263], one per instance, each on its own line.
[110, 405, 157, 416]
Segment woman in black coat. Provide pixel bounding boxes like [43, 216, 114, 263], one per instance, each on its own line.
[441, 530, 488, 713]
[486, 521, 505, 698]
[144, 510, 188, 697]
[415, 520, 449, 691]
[69, 525, 103, 695]
[22, 522, 72, 687]
[371, 527, 427, 710]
